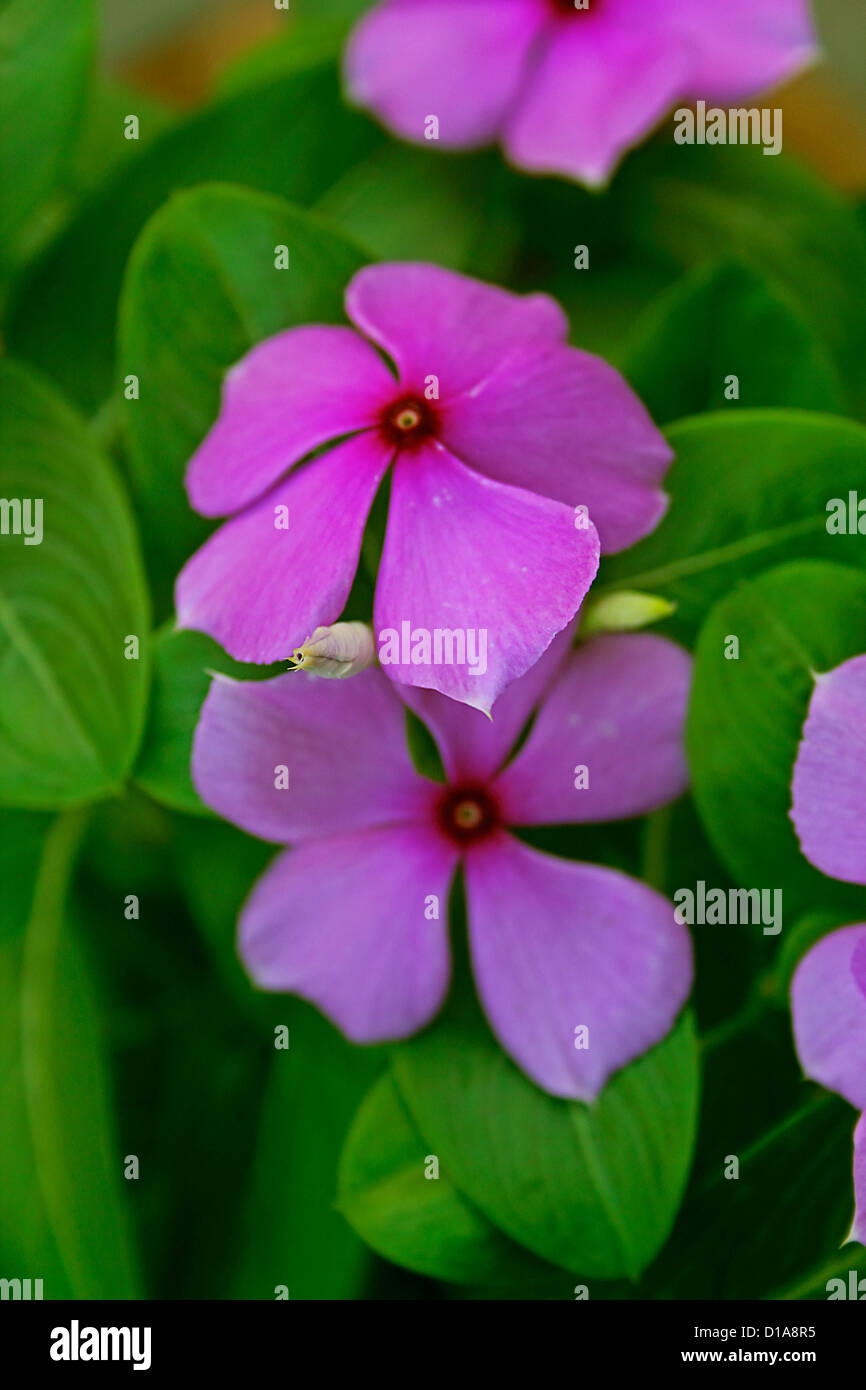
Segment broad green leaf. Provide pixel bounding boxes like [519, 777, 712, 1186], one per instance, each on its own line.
[230, 1001, 382, 1300]
[614, 144, 866, 417]
[0, 0, 94, 276]
[133, 627, 279, 816]
[601, 410, 866, 642]
[19, 811, 141, 1297]
[339, 1072, 561, 1289]
[316, 143, 519, 280]
[651, 1094, 863, 1300]
[393, 999, 699, 1280]
[0, 360, 149, 807]
[687, 560, 866, 917]
[7, 61, 380, 411]
[621, 260, 844, 423]
[118, 184, 369, 609]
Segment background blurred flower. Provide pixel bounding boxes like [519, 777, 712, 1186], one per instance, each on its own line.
[192, 626, 693, 1099]
[176, 261, 672, 711]
[791, 927, 866, 1245]
[344, 0, 818, 185]
[789, 652, 866, 1245]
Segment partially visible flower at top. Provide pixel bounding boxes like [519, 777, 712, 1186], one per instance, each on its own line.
[789, 653, 866, 1245]
[192, 625, 693, 1100]
[176, 263, 673, 713]
[344, 0, 818, 186]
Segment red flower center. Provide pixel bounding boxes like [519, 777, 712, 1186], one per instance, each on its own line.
[548, 0, 602, 15]
[436, 784, 501, 847]
[379, 395, 438, 451]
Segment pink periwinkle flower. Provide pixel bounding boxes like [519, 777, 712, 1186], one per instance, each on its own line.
[175, 263, 673, 713]
[192, 626, 693, 1099]
[790, 654, 866, 1245]
[344, 0, 818, 186]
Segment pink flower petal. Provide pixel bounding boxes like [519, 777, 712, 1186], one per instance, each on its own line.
[442, 341, 672, 553]
[853, 1114, 866, 1247]
[176, 432, 391, 665]
[345, 262, 567, 399]
[791, 924, 866, 1113]
[192, 666, 432, 844]
[791, 656, 866, 886]
[374, 442, 599, 713]
[675, 0, 818, 100]
[465, 834, 693, 1100]
[185, 326, 396, 518]
[505, 10, 692, 185]
[496, 633, 691, 827]
[343, 0, 546, 148]
[401, 622, 577, 783]
[239, 826, 457, 1042]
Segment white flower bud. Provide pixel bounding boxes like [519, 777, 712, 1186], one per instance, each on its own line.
[289, 622, 376, 678]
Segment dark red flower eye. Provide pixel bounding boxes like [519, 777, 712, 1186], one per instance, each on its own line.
[436, 784, 502, 846]
[379, 395, 438, 450]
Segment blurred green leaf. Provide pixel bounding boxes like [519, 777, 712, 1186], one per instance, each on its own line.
[687, 560, 866, 918]
[6, 61, 380, 411]
[602, 410, 866, 642]
[393, 996, 699, 1280]
[230, 1001, 382, 1300]
[651, 1094, 864, 1300]
[0, 0, 94, 278]
[622, 260, 844, 423]
[614, 144, 866, 417]
[339, 1070, 562, 1288]
[19, 810, 141, 1297]
[0, 360, 149, 807]
[118, 183, 369, 611]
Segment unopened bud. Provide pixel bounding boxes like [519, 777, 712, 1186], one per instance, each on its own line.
[289, 622, 376, 678]
[581, 590, 676, 635]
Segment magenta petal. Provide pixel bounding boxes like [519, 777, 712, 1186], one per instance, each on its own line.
[676, 0, 818, 100]
[176, 432, 391, 665]
[853, 1114, 866, 1247]
[465, 835, 693, 1100]
[443, 341, 671, 552]
[504, 14, 691, 185]
[343, 0, 545, 148]
[192, 666, 432, 842]
[791, 924, 866, 1113]
[496, 633, 691, 827]
[854, 937, 866, 1003]
[791, 656, 866, 885]
[401, 622, 577, 784]
[375, 443, 600, 713]
[184, 327, 395, 518]
[239, 826, 457, 1042]
[345, 262, 567, 399]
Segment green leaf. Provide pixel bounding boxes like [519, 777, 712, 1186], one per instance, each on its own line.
[316, 143, 519, 281]
[19, 810, 141, 1297]
[0, 0, 94, 276]
[687, 560, 866, 917]
[651, 1094, 862, 1300]
[615, 144, 866, 417]
[7, 61, 380, 411]
[118, 183, 369, 608]
[393, 1000, 699, 1280]
[133, 626, 279, 816]
[621, 260, 844, 424]
[602, 410, 866, 642]
[0, 360, 149, 807]
[230, 1001, 383, 1300]
[339, 1071, 561, 1288]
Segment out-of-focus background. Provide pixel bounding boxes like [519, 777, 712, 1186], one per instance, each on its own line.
[101, 0, 866, 190]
